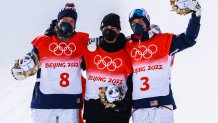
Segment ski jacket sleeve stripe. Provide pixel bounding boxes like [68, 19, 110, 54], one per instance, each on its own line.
[170, 13, 201, 55]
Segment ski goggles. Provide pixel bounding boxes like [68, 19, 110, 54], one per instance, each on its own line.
[129, 9, 150, 21]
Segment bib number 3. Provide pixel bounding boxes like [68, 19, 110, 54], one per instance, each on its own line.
[140, 77, 150, 91]
[60, 73, 70, 87]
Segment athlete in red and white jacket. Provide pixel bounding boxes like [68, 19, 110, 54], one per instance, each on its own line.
[126, 1, 201, 123]
[11, 3, 89, 123]
[83, 13, 133, 123]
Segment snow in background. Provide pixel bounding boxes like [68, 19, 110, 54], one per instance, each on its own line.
[0, 0, 218, 123]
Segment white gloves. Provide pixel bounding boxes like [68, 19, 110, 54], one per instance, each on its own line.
[177, 0, 201, 17]
[11, 53, 36, 80]
[11, 68, 27, 80]
[187, 0, 201, 17]
[149, 24, 162, 38]
[87, 37, 101, 52]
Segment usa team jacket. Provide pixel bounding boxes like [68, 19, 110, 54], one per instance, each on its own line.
[30, 32, 89, 109]
[126, 13, 201, 109]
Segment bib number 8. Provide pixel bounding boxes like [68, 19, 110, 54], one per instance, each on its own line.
[60, 73, 70, 87]
[140, 77, 150, 91]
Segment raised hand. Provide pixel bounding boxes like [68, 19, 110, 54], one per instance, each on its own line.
[187, 0, 201, 17]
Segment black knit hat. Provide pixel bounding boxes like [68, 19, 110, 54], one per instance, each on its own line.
[100, 13, 121, 30]
[57, 3, 77, 21]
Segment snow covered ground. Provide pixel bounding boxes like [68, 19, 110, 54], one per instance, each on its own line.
[1, 0, 218, 123]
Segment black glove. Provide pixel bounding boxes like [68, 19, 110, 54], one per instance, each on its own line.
[44, 19, 57, 36]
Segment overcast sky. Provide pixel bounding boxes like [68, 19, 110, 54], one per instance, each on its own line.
[0, 0, 218, 123]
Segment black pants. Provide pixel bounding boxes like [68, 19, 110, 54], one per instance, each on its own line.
[86, 119, 129, 123]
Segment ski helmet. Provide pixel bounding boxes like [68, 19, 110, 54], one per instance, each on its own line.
[129, 8, 150, 28]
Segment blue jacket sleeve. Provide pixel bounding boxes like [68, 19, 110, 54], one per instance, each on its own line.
[31, 46, 41, 79]
[169, 13, 201, 55]
[31, 46, 39, 57]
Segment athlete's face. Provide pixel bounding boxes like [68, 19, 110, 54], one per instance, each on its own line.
[58, 17, 75, 29]
[101, 25, 120, 43]
[131, 18, 147, 31]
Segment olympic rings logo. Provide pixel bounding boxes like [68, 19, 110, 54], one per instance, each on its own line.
[94, 55, 122, 72]
[131, 44, 157, 61]
[49, 42, 76, 56]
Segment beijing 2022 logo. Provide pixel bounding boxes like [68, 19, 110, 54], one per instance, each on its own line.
[94, 55, 122, 71]
[131, 44, 157, 61]
[49, 42, 76, 56]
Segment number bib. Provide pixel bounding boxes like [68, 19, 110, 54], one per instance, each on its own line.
[31, 33, 89, 95]
[132, 60, 172, 100]
[126, 33, 174, 100]
[40, 59, 82, 94]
